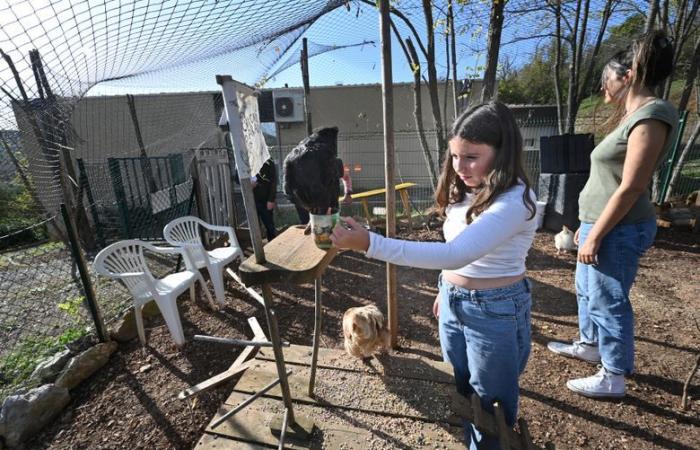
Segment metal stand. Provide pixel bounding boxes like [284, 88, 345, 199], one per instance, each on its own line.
[215, 76, 315, 445]
[261, 284, 297, 425]
[309, 277, 322, 396]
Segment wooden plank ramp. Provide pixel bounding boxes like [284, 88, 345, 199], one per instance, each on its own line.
[195, 345, 466, 449]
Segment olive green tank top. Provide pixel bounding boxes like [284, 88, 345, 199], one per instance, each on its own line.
[578, 99, 678, 224]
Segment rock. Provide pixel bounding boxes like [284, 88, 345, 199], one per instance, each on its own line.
[55, 341, 118, 390]
[0, 384, 70, 448]
[109, 311, 138, 343]
[109, 301, 161, 343]
[141, 300, 161, 318]
[30, 349, 72, 383]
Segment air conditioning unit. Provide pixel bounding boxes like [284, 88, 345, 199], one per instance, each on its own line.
[272, 88, 305, 122]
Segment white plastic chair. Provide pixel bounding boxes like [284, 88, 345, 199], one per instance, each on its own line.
[94, 240, 214, 347]
[163, 216, 243, 305]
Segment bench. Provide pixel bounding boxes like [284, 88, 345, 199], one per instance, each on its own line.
[344, 182, 417, 230]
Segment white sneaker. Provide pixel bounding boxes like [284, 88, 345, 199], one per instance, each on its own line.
[547, 340, 601, 364]
[567, 367, 625, 398]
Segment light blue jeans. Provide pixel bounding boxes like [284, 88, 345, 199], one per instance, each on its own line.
[576, 219, 656, 375]
[438, 275, 532, 450]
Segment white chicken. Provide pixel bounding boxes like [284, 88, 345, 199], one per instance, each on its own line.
[554, 225, 577, 255]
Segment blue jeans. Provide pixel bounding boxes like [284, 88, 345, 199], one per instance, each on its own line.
[576, 219, 656, 375]
[438, 276, 532, 450]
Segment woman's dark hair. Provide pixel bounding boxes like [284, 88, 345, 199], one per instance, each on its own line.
[434, 101, 536, 224]
[596, 29, 674, 130]
[601, 29, 674, 94]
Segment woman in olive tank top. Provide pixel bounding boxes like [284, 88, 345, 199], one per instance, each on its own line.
[547, 30, 678, 398]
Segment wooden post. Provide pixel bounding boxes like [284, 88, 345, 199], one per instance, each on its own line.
[60, 203, 108, 343]
[126, 94, 157, 194]
[301, 38, 312, 135]
[76, 158, 105, 247]
[379, 0, 398, 347]
[493, 402, 511, 450]
[216, 75, 266, 263]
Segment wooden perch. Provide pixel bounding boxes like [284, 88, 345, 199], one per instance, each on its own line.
[452, 392, 556, 450]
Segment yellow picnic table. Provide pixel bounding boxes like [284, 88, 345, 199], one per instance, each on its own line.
[341, 182, 417, 229]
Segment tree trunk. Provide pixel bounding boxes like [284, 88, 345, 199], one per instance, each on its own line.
[577, 0, 614, 109]
[443, 26, 450, 128]
[449, 0, 458, 119]
[678, 37, 700, 111]
[566, 0, 583, 134]
[422, 0, 446, 165]
[665, 118, 700, 201]
[553, 1, 565, 135]
[661, 0, 670, 31]
[645, 0, 660, 31]
[481, 0, 505, 103]
[406, 39, 438, 189]
[663, 0, 689, 100]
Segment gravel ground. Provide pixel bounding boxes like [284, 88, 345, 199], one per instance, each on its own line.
[17, 224, 700, 449]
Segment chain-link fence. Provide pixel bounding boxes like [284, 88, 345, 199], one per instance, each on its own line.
[0, 213, 91, 399]
[0, 211, 183, 401]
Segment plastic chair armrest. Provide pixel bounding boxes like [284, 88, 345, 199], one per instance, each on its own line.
[149, 245, 186, 256]
[201, 223, 236, 244]
[118, 271, 146, 278]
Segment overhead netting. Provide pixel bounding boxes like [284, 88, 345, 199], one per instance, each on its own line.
[0, 0, 644, 239]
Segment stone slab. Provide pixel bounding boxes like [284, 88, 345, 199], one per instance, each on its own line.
[257, 344, 454, 384]
[199, 392, 464, 449]
[231, 359, 457, 424]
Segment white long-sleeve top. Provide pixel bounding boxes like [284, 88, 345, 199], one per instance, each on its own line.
[366, 183, 537, 278]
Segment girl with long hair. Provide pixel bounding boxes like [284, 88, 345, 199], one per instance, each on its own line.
[332, 101, 537, 449]
[547, 30, 678, 398]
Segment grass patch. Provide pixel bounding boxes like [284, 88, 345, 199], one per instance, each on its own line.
[681, 158, 700, 178]
[0, 326, 88, 394]
[0, 241, 65, 270]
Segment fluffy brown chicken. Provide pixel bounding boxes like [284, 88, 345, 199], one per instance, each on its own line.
[342, 305, 391, 359]
[283, 127, 344, 215]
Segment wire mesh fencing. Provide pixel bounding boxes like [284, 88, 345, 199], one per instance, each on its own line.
[0, 202, 182, 402]
[0, 213, 92, 400]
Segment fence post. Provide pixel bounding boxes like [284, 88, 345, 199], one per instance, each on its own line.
[60, 203, 108, 343]
[108, 158, 131, 238]
[77, 158, 105, 247]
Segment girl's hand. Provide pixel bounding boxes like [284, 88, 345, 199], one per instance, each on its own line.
[331, 217, 370, 251]
[577, 236, 600, 265]
[433, 294, 440, 319]
[574, 227, 580, 246]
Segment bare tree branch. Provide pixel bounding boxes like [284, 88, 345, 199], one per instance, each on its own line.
[358, 0, 429, 59]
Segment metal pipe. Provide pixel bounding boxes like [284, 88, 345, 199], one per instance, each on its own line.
[193, 335, 289, 347]
[261, 285, 296, 424]
[278, 407, 290, 450]
[60, 204, 108, 342]
[210, 369, 293, 429]
[308, 276, 322, 396]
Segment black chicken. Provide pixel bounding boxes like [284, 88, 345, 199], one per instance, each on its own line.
[283, 127, 344, 215]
